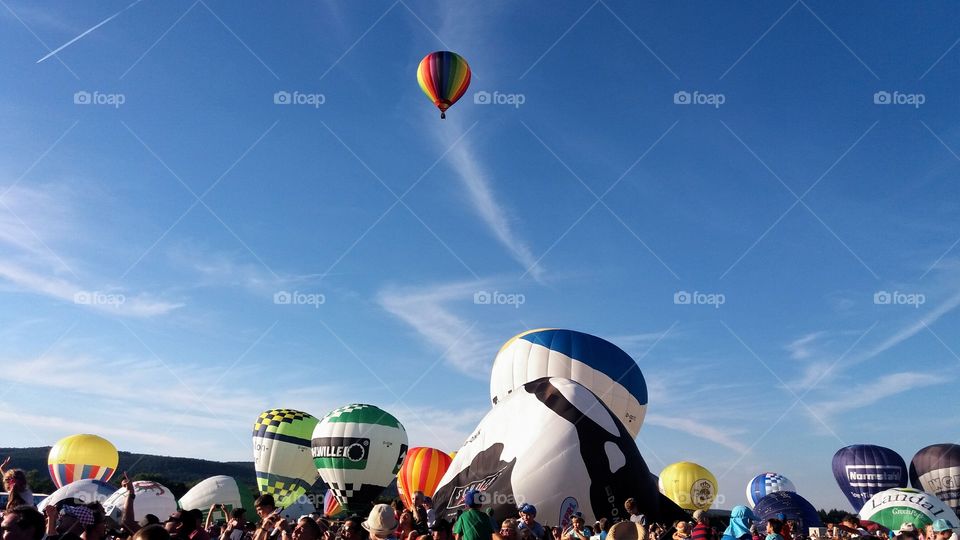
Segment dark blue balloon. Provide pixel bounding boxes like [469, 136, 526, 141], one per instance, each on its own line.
[832, 444, 908, 512]
[753, 491, 823, 531]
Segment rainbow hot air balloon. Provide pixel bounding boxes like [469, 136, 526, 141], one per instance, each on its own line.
[253, 409, 320, 509]
[417, 51, 471, 119]
[397, 447, 453, 510]
[47, 434, 119, 488]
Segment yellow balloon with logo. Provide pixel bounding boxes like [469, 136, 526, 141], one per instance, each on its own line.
[658, 462, 718, 511]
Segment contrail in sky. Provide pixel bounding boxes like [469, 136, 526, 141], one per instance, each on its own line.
[36, 0, 143, 64]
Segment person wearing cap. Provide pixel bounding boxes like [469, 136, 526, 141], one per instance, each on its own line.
[2, 505, 44, 540]
[42, 504, 92, 540]
[364, 504, 400, 540]
[517, 505, 544, 540]
[452, 491, 493, 540]
[932, 519, 957, 540]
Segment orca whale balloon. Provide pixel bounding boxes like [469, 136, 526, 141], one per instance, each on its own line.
[433, 377, 684, 526]
[490, 329, 648, 437]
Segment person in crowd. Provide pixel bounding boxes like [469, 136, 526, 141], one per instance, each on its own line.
[452, 491, 493, 540]
[691, 510, 712, 540]
[564, 516, 589, 540]
[673, 521, 690, 540]
[339, 516, 366, 540]
[396, 510, 417, 540]
[134, 526, 172, 540]
[423, 500, 436, 530]
[774, 516, 790, 540]
[497, 519, 518, 540]
[765, 520, 784, 540]
[839, 516, 866, 538]
[623, 500, 645, 526]
[897, 525, 919, 540]
[932, 520, 956, 540]
[391, 503, 404, 522]
[0, 458, 33, 511]
[516, 505, 544, 540]
[721, 506, 754, 540]
[84, 503, 108, 540]
[591, 519, 609, 540]
[220, 508, 248, 540]
[431, 519, 452, 540]
[363, 504, 399, 540]
[285, 516, 323, 540]
[549, 528, 561, 540]
[2, 505, 44, 540]
[44, 504, 92, 540]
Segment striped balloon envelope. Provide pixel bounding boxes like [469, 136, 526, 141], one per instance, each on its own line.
[416, 51, 471, 119]
[323, 489, 344, 517]
[397, 447, 453, 509]
[47, 434, 118, 488]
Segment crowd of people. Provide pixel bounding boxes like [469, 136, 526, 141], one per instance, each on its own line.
[2, 461, 958, 540]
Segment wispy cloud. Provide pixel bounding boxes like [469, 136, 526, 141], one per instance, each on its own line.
[378, 280, 494, 376]
[644, 413, 750, 454]
[440, 118, 545, 281]
[807, 371, 946, 420]
[0, 185, 182, 317]
[786, 331, 827, 360]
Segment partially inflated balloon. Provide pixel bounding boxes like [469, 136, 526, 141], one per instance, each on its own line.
[490, 329, 648, 437]
[253, 409, 320, 508]
[398, 447, 453, 509]
[832, 445, 908, 512]
[859, 488, 957, 530]
[312, 404, 408, 514]
[417, 51, 471, 119]
[658, 462, 718, 511]
[48, 434, 119, 488]
[753, 491, 822, 531]
[179, 476, 255, 514]
[323, 489, 344, 517]
[746, 473, 796, 509]
[910, 444, 960, 518]
[104, 481, 178, 522]
[433, 377, 686, 527]
[37, 479, 116, 511]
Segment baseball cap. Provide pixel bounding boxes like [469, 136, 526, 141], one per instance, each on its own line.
[933, 520, 956, 533]
[693, 510, 706, 521]
[518, 504, 537, 517]
[62, 505, 95, 527]
[464, 490, 481, 507]
[898, 524, 917, 535]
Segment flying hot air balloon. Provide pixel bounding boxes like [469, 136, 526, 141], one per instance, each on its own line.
[832, 445, 908, 512]
[312, 404, 408, 514]
[910, 444, 960, 518]
[47, 434, 119, 488]
[659, 462, 718, 511]
[397, 447, 453, 510]
[490, 329, 648, 438]
[746, 473, 796, 509]
[252, 409, 320, 509]
[417, 51, 471, 119]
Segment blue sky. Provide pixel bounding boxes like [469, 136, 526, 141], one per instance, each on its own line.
[1, 0, 959, 512]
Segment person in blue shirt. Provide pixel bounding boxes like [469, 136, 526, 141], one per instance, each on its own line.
[516, 505, 544, 540]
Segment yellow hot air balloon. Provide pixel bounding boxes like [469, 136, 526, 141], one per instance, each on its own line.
[48, 434, 119, 488]
[658, 462, 718, 511]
